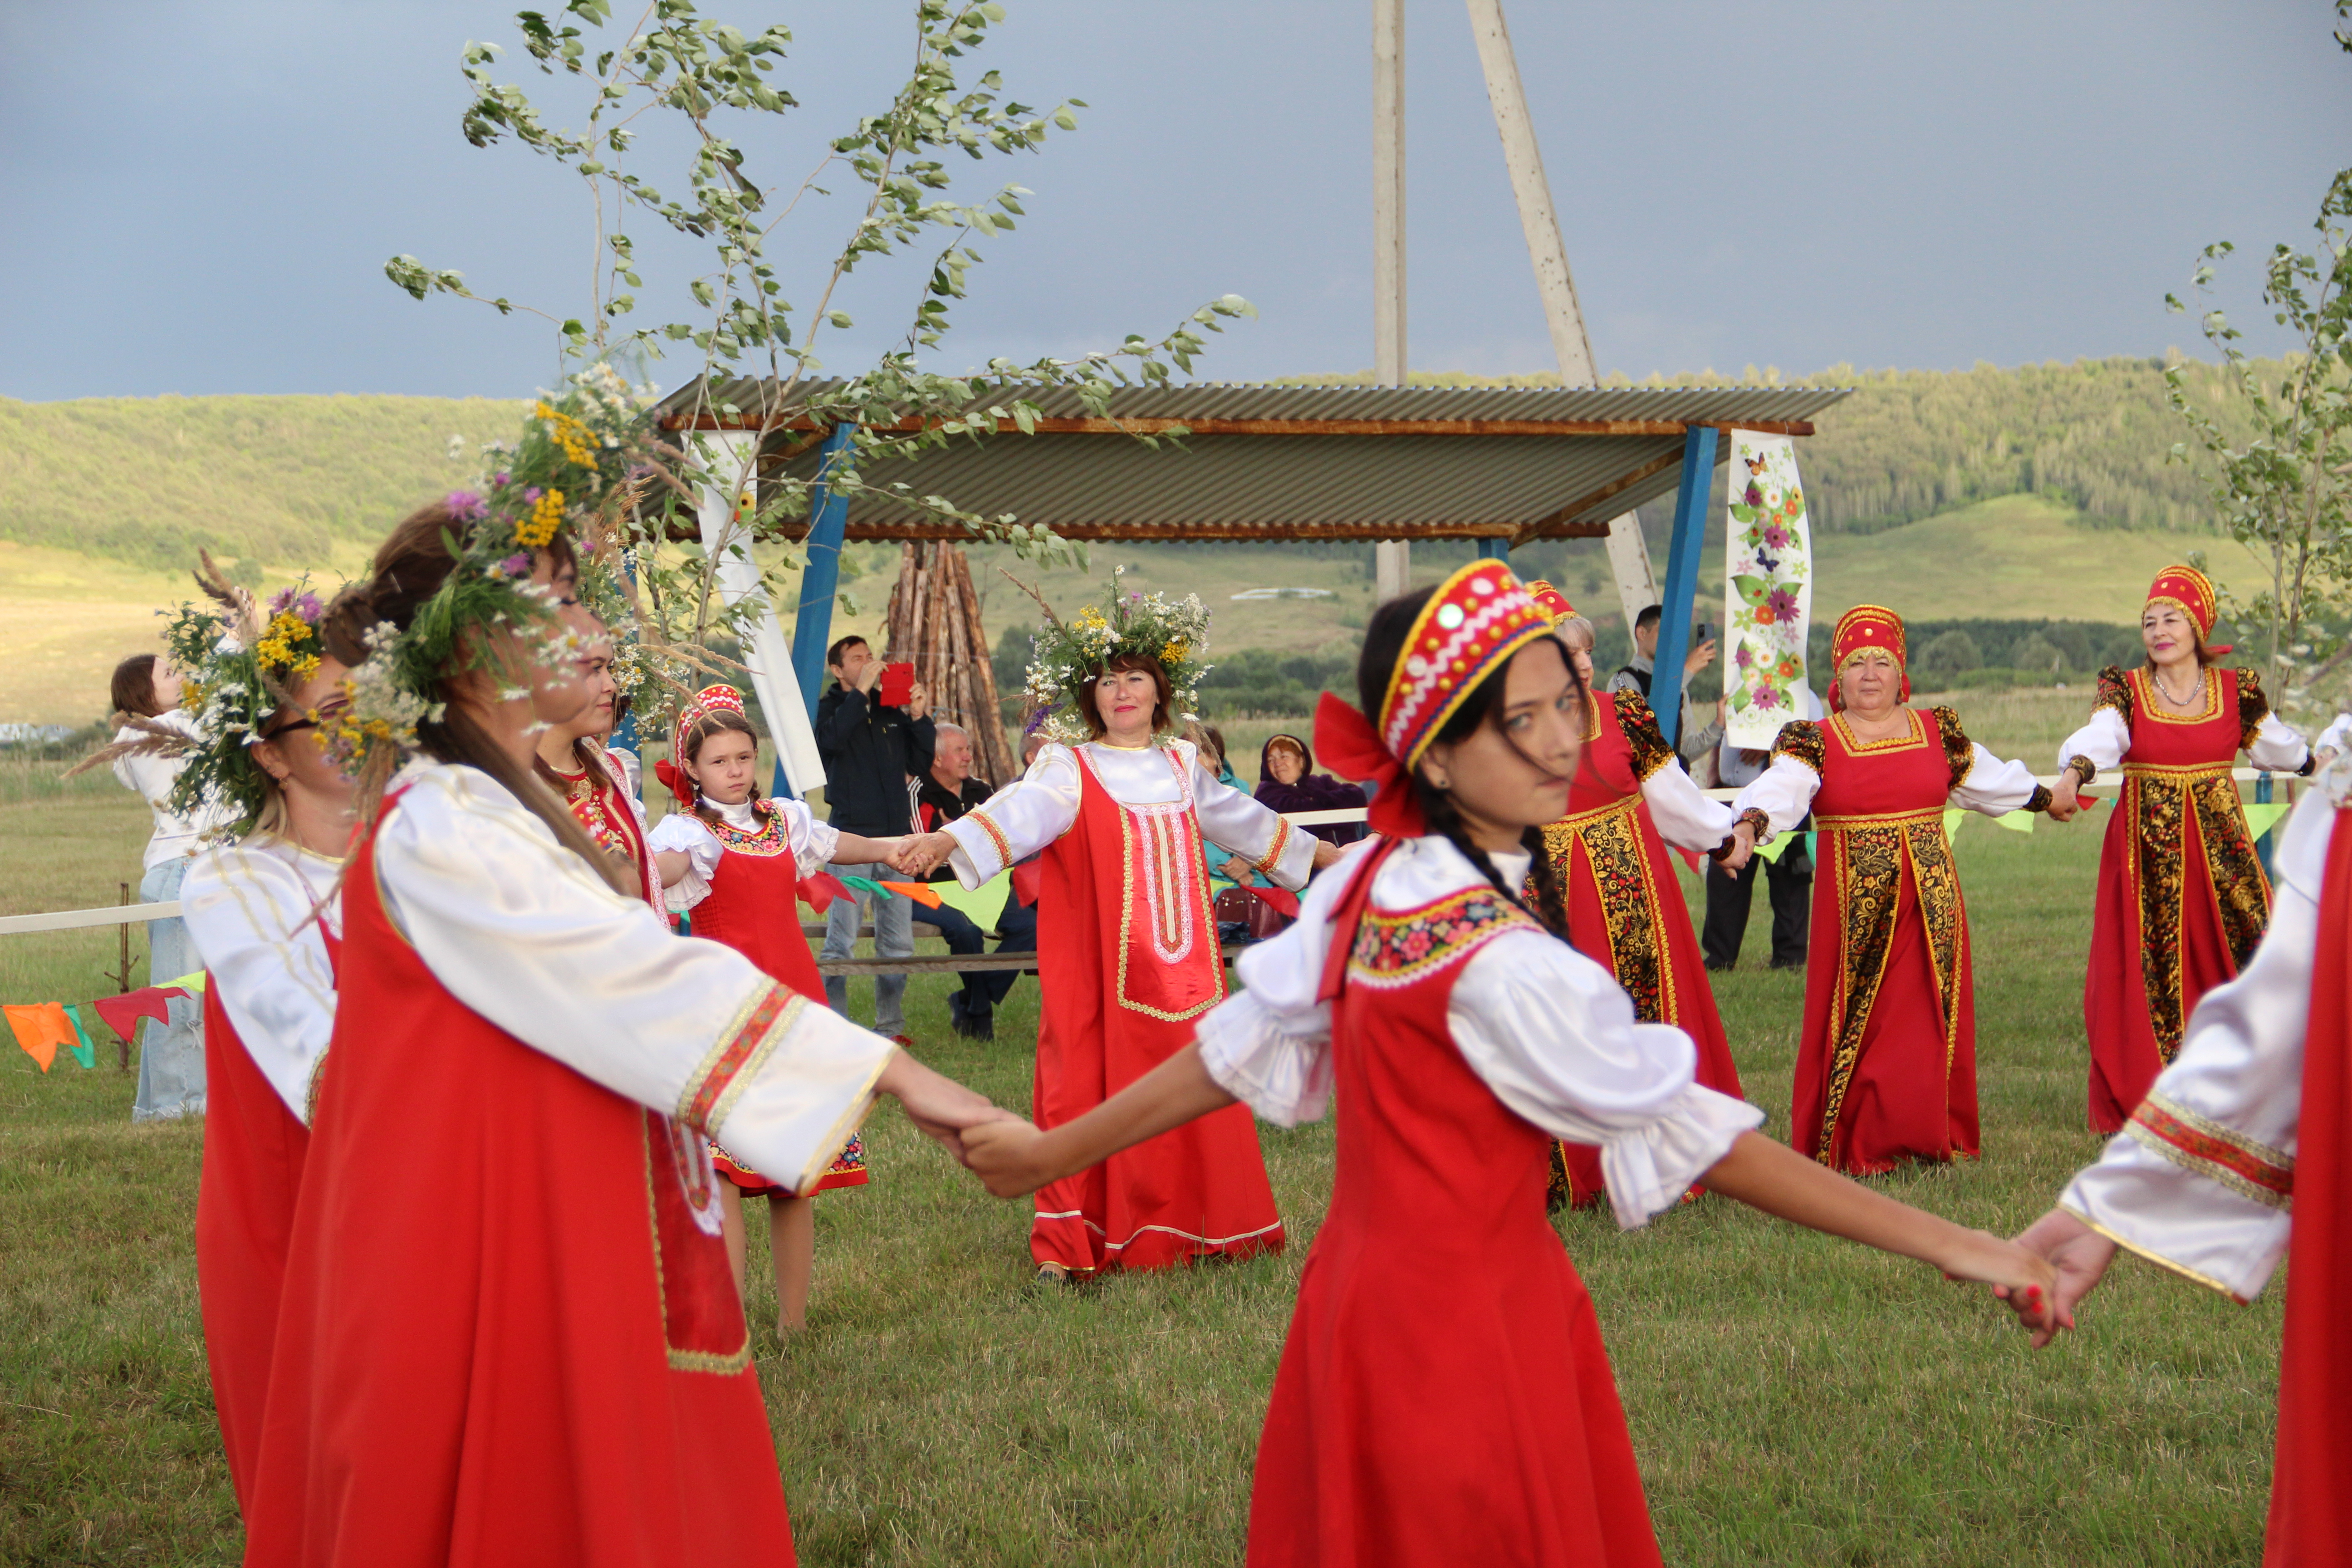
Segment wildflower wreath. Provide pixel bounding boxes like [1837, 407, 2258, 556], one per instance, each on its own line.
[71, 561, 332, 840]
[1017, 567, 1212, 744]
[329, 363, 655, 801]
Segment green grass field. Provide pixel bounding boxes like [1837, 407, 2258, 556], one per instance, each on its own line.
[0, 691, 2288, 1564]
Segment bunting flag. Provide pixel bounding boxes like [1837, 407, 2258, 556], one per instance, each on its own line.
[2242, 801, 2291, 843]
[878, 880, 945, 910]
[5, 1003, 74, 1072]
[932, 872, 1013, 932]
[92, 985, 186, 1047]
[61, 1004, 97, 1070]
[797, 871, 851, 913]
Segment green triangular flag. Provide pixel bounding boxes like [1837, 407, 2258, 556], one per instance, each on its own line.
[1992, 807, 2036, 833]
[2240, 801, 2290, 843]
[932, 872, 1012, 933]
[1752, 831, 1794, 864]
[1942, 808, 1965, 841]
[61, 1004, 97, 1070]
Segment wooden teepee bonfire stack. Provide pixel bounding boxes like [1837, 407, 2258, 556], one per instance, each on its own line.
[882, 541, 1018, 788]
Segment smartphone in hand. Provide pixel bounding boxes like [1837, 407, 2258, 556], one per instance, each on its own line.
[879, 662, 916, 707]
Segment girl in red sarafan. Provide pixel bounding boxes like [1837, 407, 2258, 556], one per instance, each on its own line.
[648, 683, 902, 1333]
[2047, 564, 2313, 1132]
[537, 631, 662, 908]
[1520, 579, 1751, 1210]
[1729, 605, 2063, 1175]
[895, 580, 1333, 1282]
[955, 563, 2058, 1566]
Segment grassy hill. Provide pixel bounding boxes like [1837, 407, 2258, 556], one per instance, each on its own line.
[0, 359, 2279, 725]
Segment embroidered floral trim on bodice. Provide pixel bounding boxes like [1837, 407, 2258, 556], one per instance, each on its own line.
[1348, 887, 1538, 990]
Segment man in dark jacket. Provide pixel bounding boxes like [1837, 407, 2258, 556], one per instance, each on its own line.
[908, 722, 1038, 1040]
[815, 635, 934, 1044]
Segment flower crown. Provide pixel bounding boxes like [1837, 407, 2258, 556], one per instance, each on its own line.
[73, 563, 334, 841]
[330, 363, 653, 799]
[1018, 567, 1212, 745]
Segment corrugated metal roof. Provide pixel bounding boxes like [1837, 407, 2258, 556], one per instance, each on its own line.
[651, 378, 1851, 543]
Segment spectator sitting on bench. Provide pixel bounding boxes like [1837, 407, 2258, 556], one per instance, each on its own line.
[909, 721, 1038, 1041]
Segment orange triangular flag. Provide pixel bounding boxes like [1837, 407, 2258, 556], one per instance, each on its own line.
[878, 880, 944, 909]
[5, 1002, 76, 1073]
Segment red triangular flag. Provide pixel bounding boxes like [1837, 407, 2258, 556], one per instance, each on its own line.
[1244, 884, 1301, 919]
[1011, 859, 1043, 908]
[92, 986, 182, 1046]
[798, 871, 850, 912]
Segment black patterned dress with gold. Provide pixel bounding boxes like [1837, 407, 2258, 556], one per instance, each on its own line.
[1733, 708, 2050, 1174]
[2063, 664, 2312, 1132]
[1534, 690, 1743, 1206]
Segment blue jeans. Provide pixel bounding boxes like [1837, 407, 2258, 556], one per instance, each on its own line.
[134, 857, 206, 1122]
[913, 896, 1038, 1009]
[822, 861, 911, 1039]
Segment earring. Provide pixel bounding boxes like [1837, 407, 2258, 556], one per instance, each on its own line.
[1429, 773, 1452, 789]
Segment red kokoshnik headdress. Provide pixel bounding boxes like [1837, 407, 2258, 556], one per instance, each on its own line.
[2146, 563, 2230, 653]
[653, 682, 747, 806]
[1829, 604, 1908, 712]
[1313, 561, 1557, 838]
[1521, 578, 1577, 628]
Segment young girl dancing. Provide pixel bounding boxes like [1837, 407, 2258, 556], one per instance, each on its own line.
[960, 563, 2057, 1566]
[647, 685, 901, 1333]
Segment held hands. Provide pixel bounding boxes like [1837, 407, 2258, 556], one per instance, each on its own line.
[892, 831, 959, 878]
[1998, 1208, 2118, 1348]
[874, 1052, 1021, 1163]
[1310, 838, 1345, 871]
[960, 1118, 1060, 1198]
[1715, 821, 1758, 879]
[2046, 768, 2083, 823]
[1930, 1228, 2062, 1342]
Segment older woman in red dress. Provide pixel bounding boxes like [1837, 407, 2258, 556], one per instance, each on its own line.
[1730, 607, 2063, 1174]
[2048, 565, 2313, 1132]
[1524, 581, 1752, 1207]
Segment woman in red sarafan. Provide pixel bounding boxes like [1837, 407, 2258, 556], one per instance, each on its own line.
[957, 563, 2058, 1566]
[143, 578, 353, 1518]
[242, 495, 1005, 1568]
[536, 632, 662, 909]
[1729, 605, 2063, 1175]
[2017, 778, 2352, 1563]
[895, 586, 1332, 1282]
[649, 685, 904, 1333]
[1521, 579, 1748, 1210]
[2047, 564, 2312, 1132]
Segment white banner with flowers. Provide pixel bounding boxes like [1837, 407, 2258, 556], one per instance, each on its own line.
[1723, 431, 1813, 746]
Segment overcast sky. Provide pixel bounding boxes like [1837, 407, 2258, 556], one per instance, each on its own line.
[3, 1, 2345, 402]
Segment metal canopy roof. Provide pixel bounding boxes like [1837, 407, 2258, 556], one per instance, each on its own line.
[651, 379, 1850, 546]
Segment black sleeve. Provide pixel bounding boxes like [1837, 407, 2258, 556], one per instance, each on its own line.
[904, 714, 937, 775]
[820, 687, 867, 749]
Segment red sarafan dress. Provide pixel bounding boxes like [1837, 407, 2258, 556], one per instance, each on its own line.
[1536, 689, 1742, 1206]
[2054, 786, 2344, 1563]
[555, 747, 662, 906]
[1734, 708, 2049, 1173]
[1194, 835, 1762, 1564]
[2064, 665, 2310, 1131]
[647, 797, 867, 1198]
[941, 738, 1316, 1274]
[245, 764, 897, 1565]
[181, 838, 344, 1515]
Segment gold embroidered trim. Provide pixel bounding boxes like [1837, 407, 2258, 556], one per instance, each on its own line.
[643, 1120, 752, 1376]
[964, 808, 1014, 870]
[1539, 803, 1674, 1024]
[1771, 719, 1826, 774]
[2066, 754, 2099, 786]
[1927, 706, 1974, 791]
[2122, 761, 2235, 779]
[1254, 814, 1295, 877]
[2058, 1204, 2253, 1305]
[2123, 1092, 2294, 1210]
[1829, 709, 1929, 755]
[1108, 748, 1223, 1022]
[1613, 690, 1677, 781]
[1554, 794, 1641, 834]
[2131, 665, 2222, 726]
[676, 986, 799, 1131]
[2120, 763, 2271, 1059]
[1815, 806, 1948, 831]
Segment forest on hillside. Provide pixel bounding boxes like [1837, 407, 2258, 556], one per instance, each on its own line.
[0, 354, 2270, 574]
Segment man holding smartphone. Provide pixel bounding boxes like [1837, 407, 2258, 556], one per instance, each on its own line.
[815, 635, 934, 1045]
[1609, 603, 1725, 768]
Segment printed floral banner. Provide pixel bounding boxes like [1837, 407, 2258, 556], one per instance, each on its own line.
[1724, 431, 1813, 747]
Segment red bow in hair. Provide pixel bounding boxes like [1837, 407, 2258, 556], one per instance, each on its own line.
[652, 758, 696, 808]
[1314, 691, 1425, 839]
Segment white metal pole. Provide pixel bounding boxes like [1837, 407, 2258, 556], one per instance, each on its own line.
[1464, 0, 1656, 635]
[1372, 0, 1411, 603]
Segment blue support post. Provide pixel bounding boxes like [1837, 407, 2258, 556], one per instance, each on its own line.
[1650, 426, 1719, 750]
[1477, 537, 1511, 564]
[784, 423, 855, 799]
[2255, 770, 2276, 880]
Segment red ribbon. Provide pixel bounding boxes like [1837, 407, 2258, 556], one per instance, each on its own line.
[1243, 883, 1301, 919]
[652, 758, 696, 808]
[1313, 691, 1425, 839]
[797, 871, 850, 912]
